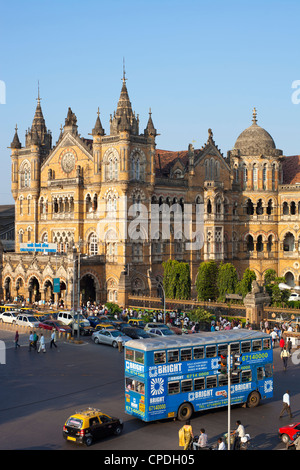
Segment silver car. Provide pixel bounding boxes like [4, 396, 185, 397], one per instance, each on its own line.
[92, 329, 132, 348]
[148, 327, 176, 337]
[0, 310, 18, 324]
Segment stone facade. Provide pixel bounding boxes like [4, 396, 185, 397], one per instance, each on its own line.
[3, 77, 300, 307]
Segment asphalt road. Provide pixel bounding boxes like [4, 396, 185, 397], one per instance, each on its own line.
[0, 328, 299, 453]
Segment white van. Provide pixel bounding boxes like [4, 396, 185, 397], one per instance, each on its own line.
[288, 293, 300, 302]
[56, 311, 74, 325]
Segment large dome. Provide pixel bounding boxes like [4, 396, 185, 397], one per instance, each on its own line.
[234, 108, 276, 156]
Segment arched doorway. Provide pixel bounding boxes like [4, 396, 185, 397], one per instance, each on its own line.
[285, 271, 295, 287]
[28, 277, 41, 303]
[43, 280, 54, 304]
[4, 277, 12, 301]
[80, 274, 96, 305]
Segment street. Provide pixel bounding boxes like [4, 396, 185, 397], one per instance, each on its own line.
[0, 329, 299, 452]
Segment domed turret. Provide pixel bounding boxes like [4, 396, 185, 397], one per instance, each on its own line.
[233, 108, 281, 157]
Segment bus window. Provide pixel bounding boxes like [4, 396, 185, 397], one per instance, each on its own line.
[154, 351, 166, 364]
[257, 367, 264, 381]
[135, 351, 144, 364]
[206, 345, 217, 358]
[194, 377, 205, 390]
[206, 376, 217, 388]
[125, 349, 134, 361]
[241, 341, 251, 353]
[252, 339, 262, 351]
[181, 379, 193, 393]
[193, 346, 204, 360]
[241, 370, 252, 382]
[168, 381, 180, 395]
[181, 348, 192, 362]
[263, 338, 271, 350]
[126, 378, 145, 394]
[168, 349, 179, 363]
[265, 364, 273, 378]
[218, 374, 228, 387]
[230, 342, 240, 355]
[218, 343, 228, 357]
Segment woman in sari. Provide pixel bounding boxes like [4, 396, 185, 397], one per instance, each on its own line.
[179, 420, 194, 450]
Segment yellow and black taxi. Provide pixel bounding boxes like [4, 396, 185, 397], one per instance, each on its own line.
[63, 407, 123, 446]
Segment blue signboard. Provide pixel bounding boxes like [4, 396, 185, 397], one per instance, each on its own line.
[53, 277, 60, 293]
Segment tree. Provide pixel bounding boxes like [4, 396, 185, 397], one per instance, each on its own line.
[188, 307, 213, 324]
[217, 262, 238, 301]
[264, 269, 277, 286]
[196, 260, 219, 301]
[162, 259, 191, 300]
[236, 268, 256, 297]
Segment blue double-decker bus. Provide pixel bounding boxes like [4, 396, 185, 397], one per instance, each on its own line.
[124, 330, 273, 421]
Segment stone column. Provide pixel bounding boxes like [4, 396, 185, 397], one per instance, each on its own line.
[243, 281, 271, 329]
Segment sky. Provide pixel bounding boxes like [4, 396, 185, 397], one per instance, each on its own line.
[0, 0, 300, 204]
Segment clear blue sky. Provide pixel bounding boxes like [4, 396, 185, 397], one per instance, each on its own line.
[0, 0, 300, 204]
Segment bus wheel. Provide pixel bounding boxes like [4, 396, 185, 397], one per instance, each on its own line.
[247, 391, 260, 408]
[177, 403, 193, 421]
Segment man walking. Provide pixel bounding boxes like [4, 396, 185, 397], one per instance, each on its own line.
[50, 329, 57, 349]
[280, 346, 291, 370]
[279, 390, 293, 419]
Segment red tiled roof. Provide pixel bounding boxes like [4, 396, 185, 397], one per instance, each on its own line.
[155, 149, 190, 177]
[282, 155, 300, 184]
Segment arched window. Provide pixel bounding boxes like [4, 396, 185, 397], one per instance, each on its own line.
[283, 232, 295, 252]
[263, 164, 267, 189]
[21, 162, 31, 188]
[88, 233, 98, 256]
[253, 164, 258, 189]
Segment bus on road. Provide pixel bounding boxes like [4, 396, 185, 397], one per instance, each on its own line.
[124, 330, 273, 421]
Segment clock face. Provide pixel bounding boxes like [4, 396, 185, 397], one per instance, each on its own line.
[61, 152, 75, 174]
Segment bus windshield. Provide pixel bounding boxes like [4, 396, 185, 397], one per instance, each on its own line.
[124, 329, 273, 422]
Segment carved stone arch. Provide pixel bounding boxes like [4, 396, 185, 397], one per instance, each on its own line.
[103, 147, 120, 163]
[129, 147, 146, 163]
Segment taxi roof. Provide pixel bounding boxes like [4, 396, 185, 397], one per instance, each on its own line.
[125, 329, 270, 352]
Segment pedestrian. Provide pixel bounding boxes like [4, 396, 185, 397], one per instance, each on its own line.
[217, 437, 226, 450]
[279, 337, 285, 351]
[33, 331, 38, 350]
[271, 329, 278, 348]
[50, 329, 57, 349]
[14, 330, 20, 349]
[287, 337, 292, 355]
[179, 420, 194, 450]
[280, 346, 291, 370]
[279, 390, 293, 419]
[233, 420, 245, 450]
[38, 333, 46, 353]
[28, 331, 34, 351]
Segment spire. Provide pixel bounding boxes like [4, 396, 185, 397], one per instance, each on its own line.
[110, 66, 139, 135]
[144, 108, 157, 137]
[252, 107, 257, 125]
[11, 124, 21, 149]
[63, 107, 78, 135]
[92, 107, 105, 136]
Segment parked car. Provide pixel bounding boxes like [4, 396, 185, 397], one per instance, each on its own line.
[127, 319, 146, 329]
[92, 329, 131, 348]
[279, 422, 300, 444]
[72, 315, 94, 335]
[144, 322, 169, 332]
[15, 314, 40, 328]
[57, 311, 74, 325]
[63, 407, 123, 446]
[148, 327, 176, 337]
[86, 316, 101, 328]
[111, 321, 128, 330]
[94, 323, 115, 332]
[288, 293, 300, 302]
[0, 310, 18, 324]
[38, 319, 73, 334]
[121, 326, 151, 339]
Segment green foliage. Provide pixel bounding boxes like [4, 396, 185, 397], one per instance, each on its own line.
[264, 269, 277, 285]
[188, 307, 214, 323]
[196, 260, 219, 301]
[163, 259, 191, 300]
[105, 302, 122, 315]
[217, 262, 238, 301]
[235, 268, 256, 297]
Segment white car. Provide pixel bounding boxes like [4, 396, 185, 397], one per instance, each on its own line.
[92, 329, 132, 348]
[148, 327, 176, 337]
[15, 314, 40, 328]
[0, 310, 18, 324]
[288, 293, 300, 302]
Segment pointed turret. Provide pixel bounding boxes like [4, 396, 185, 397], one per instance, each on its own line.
[11, 125, 21, 149]
[110, 68, 139, 135]
[63, 107, 78, 135]
[25, 85, 52, 154]
[144, 108, 157, 138]
[92, 108, 105, 136]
